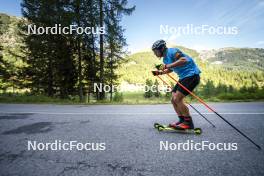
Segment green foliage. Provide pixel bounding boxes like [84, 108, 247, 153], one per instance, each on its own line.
[0, 93, 76, 104]
[3, 0, 135, 101]
[118, 50, 264, 91]
[0, 13, 26, 91]
[0, 13, 11, 35]
[113, 92, 124, 102]
[1, 11, 264, 103]
[216, 89, 264, 101]
[144, 79, 153, 98]
[153, 79, 161, 97]
[117, 48, 264, 102]
[203, 48, 264, 71]
[119, 52, 162, 83]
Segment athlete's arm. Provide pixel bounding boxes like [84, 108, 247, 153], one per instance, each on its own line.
[165, 51, 188, 69]
[162, 69, 173, 74]
[166, 58, 187, 69]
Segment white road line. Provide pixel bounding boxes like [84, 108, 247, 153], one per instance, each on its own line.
[0, 112, 264, 115]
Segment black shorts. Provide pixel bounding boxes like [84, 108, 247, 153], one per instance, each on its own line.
[172, 74, 200, 96]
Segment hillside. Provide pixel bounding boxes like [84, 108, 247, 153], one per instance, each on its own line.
[118, 46, 200, 83]
[0, 13, 25, 90]
[119, 48, 264, 90]
[199, 48, 264, 71]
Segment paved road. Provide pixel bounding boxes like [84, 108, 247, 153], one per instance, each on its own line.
[0, 102, 264, 176]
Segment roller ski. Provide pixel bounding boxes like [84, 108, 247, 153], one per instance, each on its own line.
[154, 122, 202, 135]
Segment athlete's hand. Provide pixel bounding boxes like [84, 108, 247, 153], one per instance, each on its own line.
[151, 70, 163, 76]
[155, 64, 167, 71]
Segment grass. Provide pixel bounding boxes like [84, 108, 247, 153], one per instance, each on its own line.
[122, 92, 170, 104]
[0, 91, 263, 105]
[0, 94, 76, 104]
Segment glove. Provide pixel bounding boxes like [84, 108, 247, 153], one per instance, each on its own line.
[152, 70, 162, 76]
[155, 64, 167, 70]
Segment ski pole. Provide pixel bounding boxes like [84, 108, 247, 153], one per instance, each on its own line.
[156, 75, 215, 127]
[167, 73, 261, 150]
[188, 103, 216, 128]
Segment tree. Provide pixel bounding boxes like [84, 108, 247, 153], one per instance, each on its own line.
[202, 80, 215, 97]
[153, 79, 161, 97]
[144, 79, 153, 98]
[20, 0, 77, 97]
[19, 0, 135, 101]
[0, 14, 10, 90]
[98, 0, 135, 100]
[0, 13, 23, 93]
[104, 0, 135, 101]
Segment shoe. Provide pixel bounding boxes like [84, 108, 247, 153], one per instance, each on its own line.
[169, 116, 184, 128]
[175, 116, 194, 129]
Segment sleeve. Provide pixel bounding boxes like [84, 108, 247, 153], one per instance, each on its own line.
[168, 48, 177, 59]
[174, 48, 190, 62]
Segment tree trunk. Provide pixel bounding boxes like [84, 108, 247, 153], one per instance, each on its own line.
[99, 0, 104, 100]
[76, 0, 84, 102]
[47, 58, 53, 96]
[78, 41, 84, 102]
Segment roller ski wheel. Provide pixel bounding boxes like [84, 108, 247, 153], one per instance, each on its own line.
[154, 122, 202, 135]
[194, 128, 202, 135]
[154, 123, 164, 131]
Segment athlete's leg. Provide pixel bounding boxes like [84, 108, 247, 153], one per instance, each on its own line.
[169, 91, 185, 127]
[172, 90, 194, 129]
[173, 91, 190, 117]
[171, 92, 182, 116]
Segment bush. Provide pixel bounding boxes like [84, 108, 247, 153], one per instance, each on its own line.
[113, 92, 124, 102]
[144, 79, 153, 98]
[153, 79, 161, 97]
